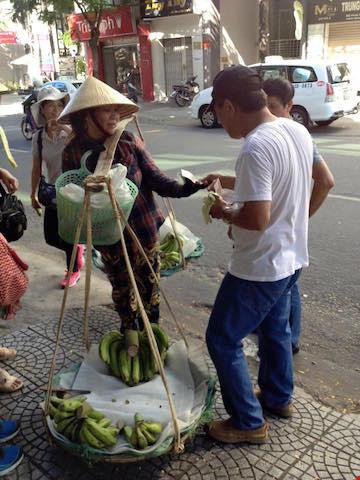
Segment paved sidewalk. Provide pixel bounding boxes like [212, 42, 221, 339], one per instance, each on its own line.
[0, 93, 197, 127]
[1, 305, 359, 480]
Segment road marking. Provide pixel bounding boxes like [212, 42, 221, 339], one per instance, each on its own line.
[329, 193, 360, 203]
[10, 148, 29, 153]
[144, 129, 163, 134]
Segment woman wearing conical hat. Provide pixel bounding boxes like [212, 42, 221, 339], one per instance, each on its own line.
[59, 77, 206, 331]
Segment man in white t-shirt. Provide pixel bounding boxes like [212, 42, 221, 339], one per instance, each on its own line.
[201, 66, 313, 444]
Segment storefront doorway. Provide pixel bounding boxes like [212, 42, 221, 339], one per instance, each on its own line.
[103, 44, 141, 94]
[162, 37, 193, 95]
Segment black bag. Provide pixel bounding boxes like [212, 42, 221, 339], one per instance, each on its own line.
[0, 182, 27, 242]
[37, 129, 56, 207]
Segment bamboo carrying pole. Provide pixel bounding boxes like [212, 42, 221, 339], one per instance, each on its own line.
[44, 121, 189, 454]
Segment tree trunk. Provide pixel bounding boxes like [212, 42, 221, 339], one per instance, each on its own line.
[89, 35, 100, 78]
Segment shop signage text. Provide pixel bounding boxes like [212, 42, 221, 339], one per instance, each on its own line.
[0, 31, 17, 44]
[141, 0, 193, 19]
[308, 0, 360, 23]
[68, 7, 135, 42]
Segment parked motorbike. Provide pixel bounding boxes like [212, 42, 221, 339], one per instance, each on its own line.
[21, 91, 38, 141]
[117, 72, 140, 104]
[170, 76, 200, 107]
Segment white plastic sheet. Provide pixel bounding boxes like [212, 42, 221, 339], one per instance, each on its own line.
[49, 340, 208, 454]
[159, 217, 199, 258]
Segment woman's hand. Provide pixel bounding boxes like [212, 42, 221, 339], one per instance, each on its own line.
[0, 168, 19, 193]
[201, 173, 222, 187]
[31, 195, 41, 210]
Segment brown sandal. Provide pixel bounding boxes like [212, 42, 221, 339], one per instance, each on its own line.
[0, 368, 23, 393]
[0, 347, 17, 361]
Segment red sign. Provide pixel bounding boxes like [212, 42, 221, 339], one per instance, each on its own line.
[0, 31, 17, 44]
[68, 7, 135, 42]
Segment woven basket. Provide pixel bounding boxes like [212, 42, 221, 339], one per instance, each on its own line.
[55, 152, 138, 246]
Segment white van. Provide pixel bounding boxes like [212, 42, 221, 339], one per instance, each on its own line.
[191, 59, 359, 128]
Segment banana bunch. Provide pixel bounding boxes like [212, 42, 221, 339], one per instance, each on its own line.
[98, 324, 169, 386]
[160, 233, 184, 270]
[49, 395, 119, 450]
[123, 413, 162, 450]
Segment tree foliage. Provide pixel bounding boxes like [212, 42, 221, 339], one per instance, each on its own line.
[9, 0, 140, 77]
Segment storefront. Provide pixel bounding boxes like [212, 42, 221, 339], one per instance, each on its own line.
[68, 6, 155, 101]
[307, 1, 360, 83]
[141, 0, 220, 100]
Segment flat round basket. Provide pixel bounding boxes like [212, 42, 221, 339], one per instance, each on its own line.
[55, 157, 138, 246]
[43, 352, 216, 465]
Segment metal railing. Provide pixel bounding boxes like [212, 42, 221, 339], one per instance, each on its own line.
[269, 39, 301, 58]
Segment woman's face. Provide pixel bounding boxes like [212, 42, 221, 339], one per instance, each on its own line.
[41, 100, 64, 122]
[93, 106, 122, 135]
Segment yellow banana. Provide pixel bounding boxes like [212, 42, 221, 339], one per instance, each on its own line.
[97, 418, 112, 428]
[143, 422, 162, 435]
[136, 427, 148, 449]
[140, 424, 156, 445]
[99, 330, 122, 364]
[0, 126, 17, 168]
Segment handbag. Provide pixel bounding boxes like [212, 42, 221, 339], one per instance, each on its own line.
[36, 129, 56, 207]
[0, 182, 27, 242]
[0, 233, 28, 319]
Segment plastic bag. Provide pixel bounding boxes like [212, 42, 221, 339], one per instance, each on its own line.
[59, 164, 132, 210]
[159, 217, 199, 258]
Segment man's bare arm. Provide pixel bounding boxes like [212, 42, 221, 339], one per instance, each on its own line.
[309, 159, 335, 217]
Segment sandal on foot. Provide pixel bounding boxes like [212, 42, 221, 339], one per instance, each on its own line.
[0, 369, 23, 393]
[0, 348, 17, 361]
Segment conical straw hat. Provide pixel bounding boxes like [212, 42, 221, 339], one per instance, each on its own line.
[58, 76, 139, 124]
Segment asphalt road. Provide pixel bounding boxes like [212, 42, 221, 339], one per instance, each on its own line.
[1, 109, 360, 413]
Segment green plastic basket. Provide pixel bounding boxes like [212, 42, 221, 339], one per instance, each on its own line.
[55, 151, 138, 246]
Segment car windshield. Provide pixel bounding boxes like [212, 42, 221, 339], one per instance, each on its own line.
[328, 63, 351, 84]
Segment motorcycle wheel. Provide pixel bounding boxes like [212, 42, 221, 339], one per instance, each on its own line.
[175, 92, 189, 107]
[21, 118, 34, 140]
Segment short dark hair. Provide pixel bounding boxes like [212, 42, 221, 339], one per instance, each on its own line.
[211, 65, 267, 113]
[263, 78, 295, 106]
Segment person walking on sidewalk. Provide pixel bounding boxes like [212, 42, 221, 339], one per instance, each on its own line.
[201, 66, 313, 444]
[59, 77, 204, 331]
[263, 77, 334, 353]
[30, 86, 85, 288]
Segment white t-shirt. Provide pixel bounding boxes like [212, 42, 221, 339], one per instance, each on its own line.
[229, 117, 313, 282]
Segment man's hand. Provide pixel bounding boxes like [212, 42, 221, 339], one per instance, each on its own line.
[0, 168, 19, 193]
[210, 197, 228, 219]
[31, 195, 41, 210]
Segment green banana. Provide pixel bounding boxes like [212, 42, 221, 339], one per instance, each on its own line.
[118, 348, 131, 384]
[50, 396, 63, 407]
[63, 418, 77, 439]
[151, 323, 169, 350]
[134, 412, 143, 425]
[107, 427, 119, 437]
[48, 403, 58, 419]
[144, 422, 162, 435]
[110, 339, 122, 377]
[97, 418, 112, 428]
[54, 410, 75, 423]
[140, 424, 156, 445]
[58, 398, 84, 412]
[84, 419, 117, 447]
[136, 426, 148, 449]
[140, 344, 153, 381]
[131, 355, 140, 385]
[55, 416, 76, 434]
[99, 330, 122, 364]
[88, 410, 105, 421]
[81, 423, 105, 450]
[123, 426, 137, 448]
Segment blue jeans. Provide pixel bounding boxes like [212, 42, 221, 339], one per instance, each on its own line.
[206, 270, 301, 431]
[289, 282, 301, 349]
